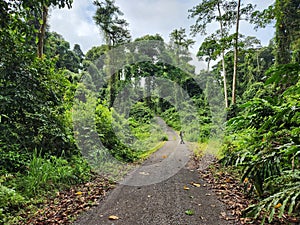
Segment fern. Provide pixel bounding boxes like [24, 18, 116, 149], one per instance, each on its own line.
[244, 179, 300, 224]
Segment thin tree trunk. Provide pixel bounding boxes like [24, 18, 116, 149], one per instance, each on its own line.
[207, 59, 210, 72]
[217, 2, 228, 108]
[37, 5, 48, 58]
[221, 50, 228, 108]
[107, 44, 116, 108]
[105, 38, 116, 108]
[232, 0, 241, 105]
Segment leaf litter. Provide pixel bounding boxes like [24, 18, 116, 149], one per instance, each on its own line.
[198, 159, 299, 225]
[18, 175, 114, 224]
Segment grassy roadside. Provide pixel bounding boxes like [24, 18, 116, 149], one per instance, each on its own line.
[137, 141, 166, 160]
[188, 139, 223, 159]
[0, 154, 94, 224]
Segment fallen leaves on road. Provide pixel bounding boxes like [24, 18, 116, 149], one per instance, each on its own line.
[108, 215, 119, 220]
[183, 185, 190, 190]
[199, 160, 295, 225]
[191, 182, 201, 187]
[20, 175, 114, 225]
[185, 209, 194, 216]
[139, 171, 150, 176]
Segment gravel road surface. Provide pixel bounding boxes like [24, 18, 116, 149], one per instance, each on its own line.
[74, 119, 232, 225]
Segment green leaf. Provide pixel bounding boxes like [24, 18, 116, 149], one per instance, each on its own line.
[185, 209, 194, 216]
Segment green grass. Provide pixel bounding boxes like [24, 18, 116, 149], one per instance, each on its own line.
[0, 152, 92, 224]
[137, 141, 166, 160]
[189, 139, 223, 159]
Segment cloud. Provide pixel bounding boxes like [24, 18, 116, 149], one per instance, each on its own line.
[116, 0, 197, 42]
[49, 0, 103, 53]
[49, 0, 275, 55]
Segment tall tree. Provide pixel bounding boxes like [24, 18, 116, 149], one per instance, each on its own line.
[231, 0, 241, 105]
[0, 1, 76, 163]
[197, 35, 220, 72]
[93, 0, 131, 47]
[22, 0, 73, 58]
[189, 0, 256, 106]
[169, 28, 195, 109]
[231, 1, 255, 105]
[189, 0, 233, 108]
[250, 0, 300, 64]
[274, 0, 300, 64]
[93, 0, 131, 107]
[133, 34, 166, 107]
[169, 28, 195, 65]
[1, 0, 73, 58]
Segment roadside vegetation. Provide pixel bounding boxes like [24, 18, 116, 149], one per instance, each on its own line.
[0, 0, 299, 224]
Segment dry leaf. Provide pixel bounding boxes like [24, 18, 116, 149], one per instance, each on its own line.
[162, 155, 167, 159]
[184, 185, 190, 190]
[75, 191, 83, 195]
[108, 215, 119, 220]
[192, 182, 201, 187]
[274, 203, 282, 209]
[139, 171, 149, 176]
[221, 211, 227, 217]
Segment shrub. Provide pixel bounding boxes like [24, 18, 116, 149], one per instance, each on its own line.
[16, 152, 91, 198]
[221, 78, 300, 222]
[0, 184, 25, 224]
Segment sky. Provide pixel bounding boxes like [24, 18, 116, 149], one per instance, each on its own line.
[48, 0, 275, 54]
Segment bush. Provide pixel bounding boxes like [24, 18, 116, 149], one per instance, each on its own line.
[129, 102, 154, 123]
[221, 78, 300, 222]
[0, 183, 25, 224]
[95, 103, 136, 162]
[160, 107, 181, 130]
[15, 152, 91, 198]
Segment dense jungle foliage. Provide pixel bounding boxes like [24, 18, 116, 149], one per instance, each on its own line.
[0, 0, 299, 224]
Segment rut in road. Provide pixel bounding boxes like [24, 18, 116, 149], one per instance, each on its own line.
[74, 118, 232, 225]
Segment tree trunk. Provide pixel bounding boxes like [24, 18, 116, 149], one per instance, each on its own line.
[217, 2, 228, 108]
[221, 50, 228, 108]
[107, 45, 117, 108]
[231, 0, 241, 105]
[37, 5, 48, 58]
[207, 59, 210, 72]
[275, 0, 291, 64]
[104, 39, 116, 108]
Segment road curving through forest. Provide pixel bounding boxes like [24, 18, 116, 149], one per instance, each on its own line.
[74, 119, 233, 225]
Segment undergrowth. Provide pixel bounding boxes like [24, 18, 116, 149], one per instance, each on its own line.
[0, 153, 92, 224]
[221, 65, 300, 224]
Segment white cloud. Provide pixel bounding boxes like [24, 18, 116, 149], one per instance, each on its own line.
[49, 0, 275, 54]
[49, 0, 103, 53]
[116, 0, 197, 41]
